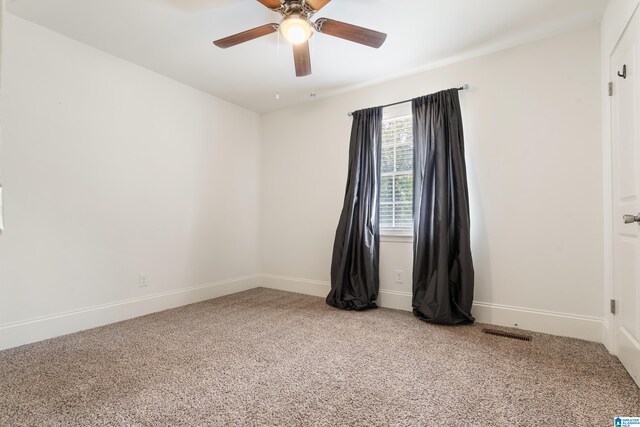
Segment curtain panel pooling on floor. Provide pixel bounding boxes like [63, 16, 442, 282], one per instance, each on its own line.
[412, 89, 475, 324]
[326, 107, 382, 310]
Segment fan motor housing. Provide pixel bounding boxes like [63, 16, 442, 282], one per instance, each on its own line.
[281, 1, 316, 18]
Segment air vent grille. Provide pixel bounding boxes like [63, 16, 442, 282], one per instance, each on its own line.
[482, 328, 531, 342]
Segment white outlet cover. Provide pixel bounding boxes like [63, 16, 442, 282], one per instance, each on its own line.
[395, 270, 404, 283]
[139, 273, 149, 287]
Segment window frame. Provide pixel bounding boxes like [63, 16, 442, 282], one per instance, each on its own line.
[380, 104, 414, 237]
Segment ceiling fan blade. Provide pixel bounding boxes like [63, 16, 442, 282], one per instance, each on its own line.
[305, 0, 331, 11]
[213, 24, 278, 49]
[293, 41, 312, 77]
[315, 18, 386, 48]
[256, 0, 282, 9]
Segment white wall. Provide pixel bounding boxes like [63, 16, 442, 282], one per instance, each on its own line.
[600, 0, 640, 352]
[0, 15, 261, 349]
[0, 16, 607, 349]
[260, 25, 604, 341]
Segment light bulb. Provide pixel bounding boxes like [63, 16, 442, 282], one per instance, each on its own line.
[280, 15, 312, 45]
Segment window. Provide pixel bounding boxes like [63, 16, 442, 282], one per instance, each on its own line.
[380, 105, 413, 235]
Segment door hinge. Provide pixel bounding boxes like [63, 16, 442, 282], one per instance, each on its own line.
[610, 299, 616, 315]
[608, 82, 613, 96]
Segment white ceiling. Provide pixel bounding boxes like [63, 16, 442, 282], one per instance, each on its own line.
[6, 0, 608, 113]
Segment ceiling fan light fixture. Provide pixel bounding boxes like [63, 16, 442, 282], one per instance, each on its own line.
[213, 1, 387, 78]
[280, 14, 312, 45]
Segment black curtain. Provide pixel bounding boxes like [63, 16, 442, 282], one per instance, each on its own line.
[412, 89, 475, 324]
[326, 107, 382, 310]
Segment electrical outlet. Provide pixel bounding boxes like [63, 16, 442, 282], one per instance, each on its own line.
[394, 270, 404, 283]
[139, 273, 149, 288]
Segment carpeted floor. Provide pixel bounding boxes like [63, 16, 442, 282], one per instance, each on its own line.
[0, 288, 638, 426]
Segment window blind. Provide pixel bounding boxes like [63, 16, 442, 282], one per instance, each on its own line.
[380, 114, 413, 233]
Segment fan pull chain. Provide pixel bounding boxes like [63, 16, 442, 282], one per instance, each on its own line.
[275, 31, 281, 100]
[310, 36, 317, 98]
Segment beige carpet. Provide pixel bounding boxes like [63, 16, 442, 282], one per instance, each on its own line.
[0, 288, 638, 426]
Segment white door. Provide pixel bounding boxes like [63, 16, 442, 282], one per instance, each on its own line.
[0, 0, 4, 236]
[612, 8, 640, 388]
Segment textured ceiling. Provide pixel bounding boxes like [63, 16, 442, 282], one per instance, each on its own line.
[6, 0, 608, 112]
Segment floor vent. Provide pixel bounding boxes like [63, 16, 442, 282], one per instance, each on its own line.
[482, 328, 531, 342]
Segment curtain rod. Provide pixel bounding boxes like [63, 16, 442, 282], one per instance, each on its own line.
[347, 84, 470, 117]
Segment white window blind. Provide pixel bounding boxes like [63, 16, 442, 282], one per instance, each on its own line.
[380, 108, 413, 235]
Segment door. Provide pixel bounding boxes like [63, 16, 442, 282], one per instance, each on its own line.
[612, 8, 640, 388]
[0, 0, 4, 236]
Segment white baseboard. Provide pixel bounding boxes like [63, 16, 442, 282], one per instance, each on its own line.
[260, 274, 413, 310]
[0, 273, 605, 351]
[472, 301, 603, 343]
[261, 274, 330, 297]
[0, 275, 260, 351]
[259, 274, 604, 343]
[602, 317, 615, 353]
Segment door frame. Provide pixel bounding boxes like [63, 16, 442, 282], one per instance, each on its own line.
[0, 0, 5, 237]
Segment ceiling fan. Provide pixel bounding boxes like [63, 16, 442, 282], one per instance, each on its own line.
[213, 0, 387, 77]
